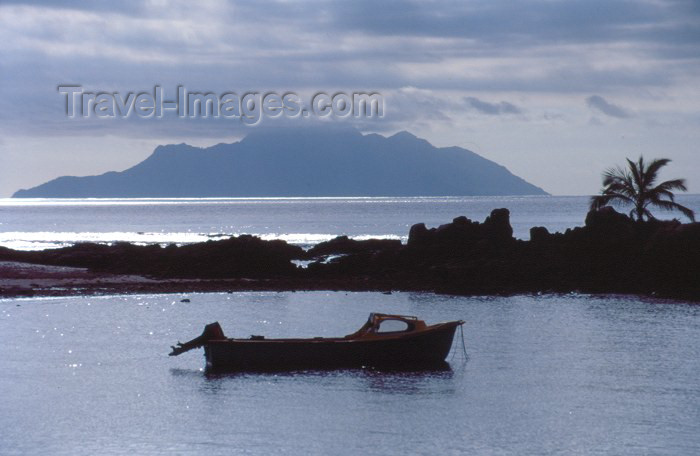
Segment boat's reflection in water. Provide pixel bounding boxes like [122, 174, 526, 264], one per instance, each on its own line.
[171, 359, 464, 397]
[354, 362, 459, 395]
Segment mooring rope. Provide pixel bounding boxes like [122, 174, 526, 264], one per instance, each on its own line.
[450, 323, 468, 361]
[459, 323, 468, 359]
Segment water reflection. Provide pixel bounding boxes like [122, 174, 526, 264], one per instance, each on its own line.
[173, 363, 462, 397]
[169, 367, 205, 378]
[6, 291, 700, 455]
[358, 365, 456, 395]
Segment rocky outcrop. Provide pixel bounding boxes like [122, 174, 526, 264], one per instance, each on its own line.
[1, 207, 698, 299]
[407, 210, 514, 250]
[306, 207, 700, 298]
[0, 235, 305, 278]
[306, 236, 401, 257]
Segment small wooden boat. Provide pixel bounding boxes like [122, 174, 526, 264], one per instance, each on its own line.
[169, 313, 464, 372]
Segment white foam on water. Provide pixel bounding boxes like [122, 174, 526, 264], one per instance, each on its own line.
[0, 231, 406, 251]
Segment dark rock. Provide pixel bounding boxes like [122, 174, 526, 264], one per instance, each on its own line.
[404, 210, 513, 256]
[307, 236, 401, 257]
[530, 226, 550, 242]
[584, 206, 633, 230]
[407, 223, 429, 246]
[2, 208, 699, 300]
[483, 208, 514, 242]
[0, 235, 305, 279]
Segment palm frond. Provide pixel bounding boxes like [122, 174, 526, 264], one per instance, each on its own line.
[590, 194, 610, 210]
[605, 182, 635, 199]
[590, 191, 634, 211]
[650, 199, 696, 222]
[656, 178, 687, 193]
[601, 166, 623, 186]
[643, 158, 671, 188]
[626, 158, 643, 193]
[648, 187, 676, 202]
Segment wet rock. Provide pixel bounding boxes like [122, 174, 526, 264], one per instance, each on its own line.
[407, 223, 429, 246]
[307, 236, 401, 257]
[1, 208, 699, 300]
[529, 226, 550, 242]
[584, 206, 633, 231]
[483, 208, 514, 242]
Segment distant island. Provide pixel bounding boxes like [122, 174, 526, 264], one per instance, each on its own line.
[13, 129, 547, 197]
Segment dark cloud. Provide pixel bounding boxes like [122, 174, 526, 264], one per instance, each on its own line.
[8, 0, 700, 52]
[586, 95, 631, 118]
[0, 0, 695, 140]
[464, 97, 522, 115]
[0, 0, 147, 16]
[328, 0, 700, 52]
[2, 1, 697, 91]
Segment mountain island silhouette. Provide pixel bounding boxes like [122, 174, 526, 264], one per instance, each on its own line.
[13, 129, 547, 197]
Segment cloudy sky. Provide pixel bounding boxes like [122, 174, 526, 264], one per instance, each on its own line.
[1, 0, 699, 196]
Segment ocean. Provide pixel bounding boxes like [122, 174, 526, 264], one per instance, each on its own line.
[2, 195, 699, 251]
[1, 195, 699, 455]
[1, 292, 699, 455]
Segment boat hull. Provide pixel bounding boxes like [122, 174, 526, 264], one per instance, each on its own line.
[204, 322, 461, 372]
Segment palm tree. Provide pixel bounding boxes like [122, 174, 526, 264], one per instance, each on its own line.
[590, 156, 695, 222]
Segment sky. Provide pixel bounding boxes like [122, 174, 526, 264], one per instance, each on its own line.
[1, 0, 699, 197]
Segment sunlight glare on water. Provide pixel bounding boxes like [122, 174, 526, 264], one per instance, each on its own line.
[1, 291, 699, 455]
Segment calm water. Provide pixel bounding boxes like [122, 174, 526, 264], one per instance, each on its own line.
[3, 195, 699, 250]
[1, 291, 699, 455]
[2, 197, 699, 454]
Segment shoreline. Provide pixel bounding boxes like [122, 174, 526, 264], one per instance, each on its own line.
[1, 261, 696, 303]
[1, 207, 699, 302]
[0, 261, 415, 298]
